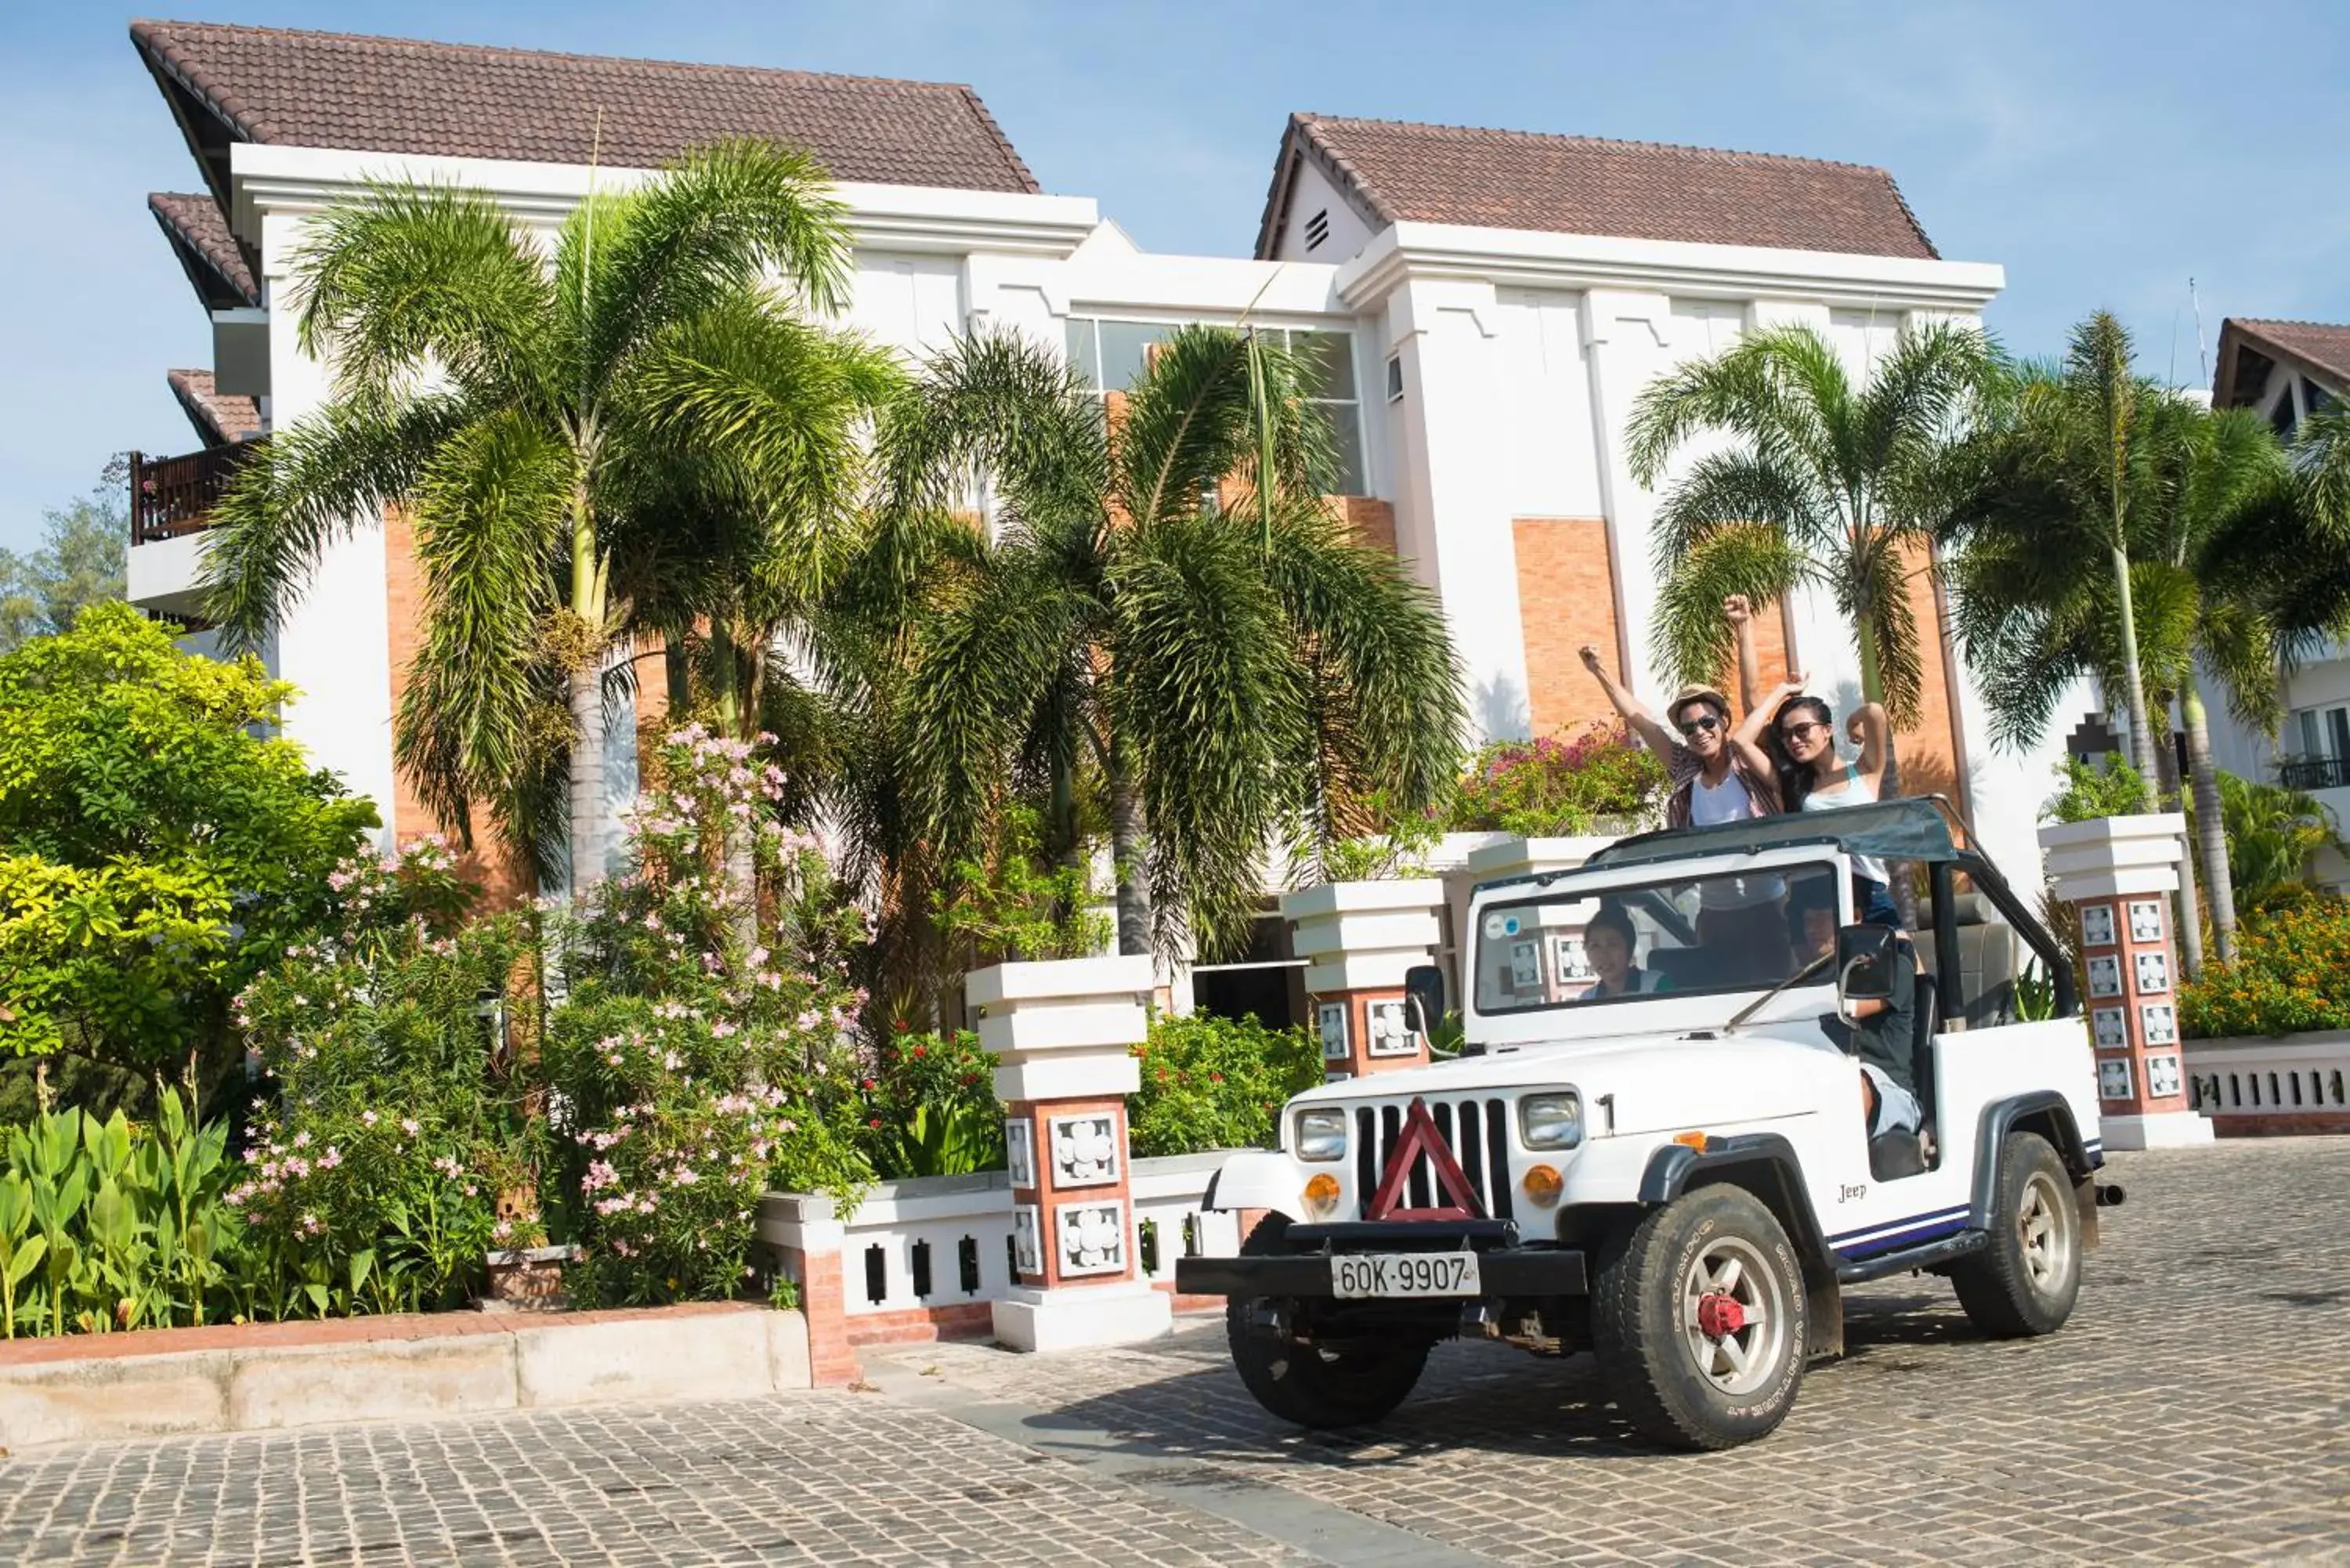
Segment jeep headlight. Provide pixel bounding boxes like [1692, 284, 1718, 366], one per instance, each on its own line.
[1293, 1107, 1349, 1162]
[1520, 1092, 1585, 1151]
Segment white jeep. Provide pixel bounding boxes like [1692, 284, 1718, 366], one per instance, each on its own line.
[1177, 799, 2115, 1450]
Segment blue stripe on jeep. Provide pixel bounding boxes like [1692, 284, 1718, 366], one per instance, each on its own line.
[1835, 1213, 1972, 1259]
[1828, 1204, 1969, 1248]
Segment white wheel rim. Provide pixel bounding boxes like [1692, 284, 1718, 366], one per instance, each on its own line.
[2018, 1170, 2074, 1296]
[1678, 1235, 1789, 1398]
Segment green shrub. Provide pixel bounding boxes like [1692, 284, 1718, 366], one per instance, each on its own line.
[230, 843, 524, 1318]
[1444, 726, 1667, 837]
[2179, 899, 2350, 1039]
[1, 1089, 247, 1337]
[2041, 754, 2151, 823]
[1128, 1013, 1324, 1158]
[0, 604, 381, 1111]
[857, 1027, 1003, 1179]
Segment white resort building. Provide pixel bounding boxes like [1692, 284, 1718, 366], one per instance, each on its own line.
[123, 19, 2073, 976]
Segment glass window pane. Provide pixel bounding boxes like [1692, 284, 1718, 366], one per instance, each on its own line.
[1097, 320, 1167, 392]
[1291, 331, 1358, 400]
[2300, 710, 2321, 757]
[1319, 403, 1365, 496]
[1064, 318, 1100, 388]
[2328, 708, 2349, 761]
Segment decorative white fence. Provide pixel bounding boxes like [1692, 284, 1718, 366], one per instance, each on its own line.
[2184, 1031, 2350, 1129]
[757, 1151, 1243, 1333]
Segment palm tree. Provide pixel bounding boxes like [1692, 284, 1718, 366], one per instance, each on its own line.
[203, 141, 873, 893]
[884, 325, 1464, 959]
[1940, 325, 2333, 963]
[1626, 322, 1992, 738]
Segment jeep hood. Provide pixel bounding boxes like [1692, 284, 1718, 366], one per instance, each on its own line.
[1291, 1024, 1841, 1138]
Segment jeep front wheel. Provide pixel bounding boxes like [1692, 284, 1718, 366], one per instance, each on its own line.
[1592, 1184, 1809, 1451]
[1951, 1131, 2081, 1337]
[1225, 1216, 1430, 1429]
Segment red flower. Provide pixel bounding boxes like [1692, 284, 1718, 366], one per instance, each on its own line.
[860, 1078, 877, 1091]
[912, 1045, 927, 1058]
[867, 1118, 882, 1129]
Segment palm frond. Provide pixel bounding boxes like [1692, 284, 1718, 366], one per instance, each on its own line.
[1649, 523, 1814, 689]
[201, 393, 474, 652]
[291, 179, 559, 410]
[564, 139, 855, 392]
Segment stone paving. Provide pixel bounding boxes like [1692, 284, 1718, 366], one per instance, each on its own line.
[5, 1138, 2349, 1566]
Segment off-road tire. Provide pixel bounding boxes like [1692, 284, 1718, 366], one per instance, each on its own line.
[1591, 1184, 1810, 1451]
[1225, 1215, 1431, 1429]
[1951, 1131, 2081, 1337]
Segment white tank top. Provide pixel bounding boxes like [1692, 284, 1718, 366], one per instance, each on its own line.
[1800, 765, 1888, 883]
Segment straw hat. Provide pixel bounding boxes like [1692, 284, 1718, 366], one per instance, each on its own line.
[1666, 685, 1732, 728]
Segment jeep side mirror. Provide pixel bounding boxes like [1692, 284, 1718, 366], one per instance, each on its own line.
[1403, 964, 1446, 1038]
[1835, 923, 1900, 1005]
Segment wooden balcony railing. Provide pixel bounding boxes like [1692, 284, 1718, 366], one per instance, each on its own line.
[129, 440, 263, 546]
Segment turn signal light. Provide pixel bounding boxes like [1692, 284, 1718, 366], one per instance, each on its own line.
[1302, 1173, 1343, 1216]
[1521, 1163, 1563, 1206]
[1672, 1130, 1708, 1150]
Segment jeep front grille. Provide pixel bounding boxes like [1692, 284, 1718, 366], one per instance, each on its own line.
[1353, 1098, 1514, 1222]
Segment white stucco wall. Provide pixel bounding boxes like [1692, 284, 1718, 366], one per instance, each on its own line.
[1267, 160, 1375, 266]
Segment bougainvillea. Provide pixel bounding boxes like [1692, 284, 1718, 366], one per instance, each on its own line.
[1444, 725, 1669, 838]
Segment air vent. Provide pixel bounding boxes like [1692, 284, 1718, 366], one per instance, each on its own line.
[1386, 354, 1405, 403]
[1304, 208, 1331, 251]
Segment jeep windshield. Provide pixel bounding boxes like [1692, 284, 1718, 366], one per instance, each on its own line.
[1474, 860, 1846, 1016]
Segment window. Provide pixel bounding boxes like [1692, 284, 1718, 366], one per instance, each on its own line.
[1061, 316, 1366, 494]
[1385, 352, 1405, 403]
[1304, 208, 1331, 251]
[2283, 705, 2350, 790]
[1474, 862, 1845, 1016]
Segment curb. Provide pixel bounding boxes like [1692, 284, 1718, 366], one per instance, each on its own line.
[0, 1302, 811, 1451]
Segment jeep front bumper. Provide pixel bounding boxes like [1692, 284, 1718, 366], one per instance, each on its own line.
[1173, 1219, 1590, 1299]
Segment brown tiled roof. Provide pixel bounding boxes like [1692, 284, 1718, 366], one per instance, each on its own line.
[1258, 113, 1936, 261]
[129, 19, 1038, 193]
[166, 368, 263, 446]
[149, 190, 258, 307]
[2212, 318, 2350, 407]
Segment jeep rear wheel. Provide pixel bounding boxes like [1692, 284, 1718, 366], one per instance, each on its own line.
[1593, 1184, 1809, 1451]
[1951, 1131, 2081, 1337]
[1225, 1215, 1430, 1429]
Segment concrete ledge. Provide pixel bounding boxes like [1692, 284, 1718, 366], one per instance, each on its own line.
[0, 1302, 812, 1451]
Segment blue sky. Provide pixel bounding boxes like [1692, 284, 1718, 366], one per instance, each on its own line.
[3, 1, 2347, 551]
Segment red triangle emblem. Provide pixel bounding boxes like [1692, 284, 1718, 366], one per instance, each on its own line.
[1365, 1097, 1487, 1222]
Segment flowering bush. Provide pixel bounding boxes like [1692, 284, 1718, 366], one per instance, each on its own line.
[2179, 899, 2350, 1039]
[229, 839, 522, 1317]
[855, 1026, 1003, 1178]
[1128, 1013, 1323, 1158]
[542, 725, 869, 1306]
[1444, 726, 1668, 837]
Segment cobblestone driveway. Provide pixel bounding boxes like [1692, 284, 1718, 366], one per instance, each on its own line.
[5, 1139, 2349, 1566]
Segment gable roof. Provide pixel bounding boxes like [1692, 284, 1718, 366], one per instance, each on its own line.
[167, 367, 263, 447]
[149, 191, 259, 309]
[2212, 318, 2350, 408]
[1256, 113, 1937, 262]
[129, 19, 1038, 211]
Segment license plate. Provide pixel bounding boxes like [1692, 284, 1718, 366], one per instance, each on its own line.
[1330, 1252, 1482, 1299]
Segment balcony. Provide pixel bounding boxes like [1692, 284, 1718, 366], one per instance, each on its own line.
[127, 441, 262, 620]
[2278, 755, 2350, 792]
[130, 441, 261, 545]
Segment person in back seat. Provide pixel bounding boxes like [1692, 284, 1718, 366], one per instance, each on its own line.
[1789, 883, 1921, 1141]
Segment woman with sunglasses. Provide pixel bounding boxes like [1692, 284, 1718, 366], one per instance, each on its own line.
[1763, 676, 1900, 927]
[1578, 597, 1791, 978]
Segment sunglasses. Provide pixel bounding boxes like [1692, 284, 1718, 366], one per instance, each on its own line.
[1779, 720, 1829, 742]
[1676, 714, 1723, 737]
